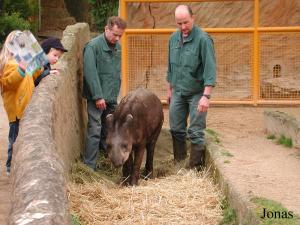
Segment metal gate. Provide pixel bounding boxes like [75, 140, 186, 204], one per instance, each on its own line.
[120, 0, 300, 105]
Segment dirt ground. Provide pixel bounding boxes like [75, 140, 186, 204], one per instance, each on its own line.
[206, 106, 300, 217]
[0, 97, 12, 225]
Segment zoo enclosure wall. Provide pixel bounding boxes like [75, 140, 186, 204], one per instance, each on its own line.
[120, 0, 300, 105]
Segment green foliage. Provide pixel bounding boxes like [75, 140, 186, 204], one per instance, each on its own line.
[88, 0, 119, 32]
[3, 0, 31, 19]
[0, 0, 38, 47]
[0, 13, 31, 47]
[277, 135, 293, 148]
[219, 198, 238, 225]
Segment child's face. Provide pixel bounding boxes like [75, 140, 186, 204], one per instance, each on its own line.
[47, 48, 63, 65]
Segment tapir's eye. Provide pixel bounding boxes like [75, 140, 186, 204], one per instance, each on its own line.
[107, 144, 112, 149]
[121, 144, 127, 149]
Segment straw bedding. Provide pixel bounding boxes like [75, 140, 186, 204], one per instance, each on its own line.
[68, 167, 222, 225]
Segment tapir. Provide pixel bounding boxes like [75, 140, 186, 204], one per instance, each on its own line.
[106, 88, 164, 185]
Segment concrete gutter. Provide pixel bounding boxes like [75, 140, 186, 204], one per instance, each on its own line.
[264, 110, 300, 149]
[206, 135, 261, 225]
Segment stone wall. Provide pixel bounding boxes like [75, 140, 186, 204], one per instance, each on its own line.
[10, 23, 90, 225]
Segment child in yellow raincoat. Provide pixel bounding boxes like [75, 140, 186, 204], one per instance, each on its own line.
[0, 30, 42, 176]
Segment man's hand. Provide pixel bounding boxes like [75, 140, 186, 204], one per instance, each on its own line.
[197, 96, 209, 112]
[95, 99, 106, 110]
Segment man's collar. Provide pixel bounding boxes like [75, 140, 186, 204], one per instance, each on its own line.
[101, 34, 115, 52]
[176, 25, 196, 43]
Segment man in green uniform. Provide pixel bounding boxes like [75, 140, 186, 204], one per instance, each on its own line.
[83, 16, 127, 170]
[167, 5, 216, 169]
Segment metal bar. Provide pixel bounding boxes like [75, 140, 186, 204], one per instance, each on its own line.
[125, 28, 255, 34]
[124, 27, 300, 35]
[121, 34, 128, 97]
[162, 100, 255, 105]
[124, 0, 252, 2]
[120, 0, 127, 20]
[210, 100, 255, 105]
[257, 100, 300, 105]
[205, 27, 255, 33]
[120, 0, 127, 97]
[164, 100, 300, 106]
[126, 29, 175, 34]
[252, 0, 260, 106]
[258, 26, 300, 32]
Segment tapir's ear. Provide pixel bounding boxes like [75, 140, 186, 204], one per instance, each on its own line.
[106, 114, 114, 129]
[124, 114, 133, 130]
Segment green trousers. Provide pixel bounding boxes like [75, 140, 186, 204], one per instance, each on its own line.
[169, 91, 207, 145]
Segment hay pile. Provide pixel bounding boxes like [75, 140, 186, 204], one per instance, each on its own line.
[68, 166, 222, 225]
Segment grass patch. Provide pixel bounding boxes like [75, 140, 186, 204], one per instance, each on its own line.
[267, 134, 276, 140]
[221, 149, 234, 157]
[251, 197, 299, 225]
[223, 160, 231, 164]
[277, 135, 293, 148]
[71, 214, 82, 225]
[219, 198, 238, 225]
[206, 128, 221, 144]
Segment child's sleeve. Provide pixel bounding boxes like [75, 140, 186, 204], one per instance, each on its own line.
[32, 68, 44, 81]
[33, 67, 50, 86]
[0, 63, 24, 91]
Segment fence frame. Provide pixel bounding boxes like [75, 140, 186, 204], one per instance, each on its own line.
[120, 0, 300, 105]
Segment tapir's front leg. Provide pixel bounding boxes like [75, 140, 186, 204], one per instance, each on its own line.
[130, 146, 145, 185]
[122, 153, 133, 185]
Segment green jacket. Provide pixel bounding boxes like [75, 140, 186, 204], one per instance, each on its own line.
[83, 34, 121, 103]
[167, 25, 216, 95]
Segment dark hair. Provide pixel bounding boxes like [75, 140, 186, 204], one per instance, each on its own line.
[41, 37, 68, 54]
[107, 16, 127, 30]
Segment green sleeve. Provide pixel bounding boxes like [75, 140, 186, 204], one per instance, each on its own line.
[83, 45, 103, 100]
[166, 40, 172, 83]
[201, 36, 216, 87]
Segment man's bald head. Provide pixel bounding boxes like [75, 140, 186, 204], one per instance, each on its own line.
[174, 5, 194, 37]
[175, 5, 193, 17]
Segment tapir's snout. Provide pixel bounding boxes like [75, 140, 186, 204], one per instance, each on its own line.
[110, 158, 123, 168]
[108, 149, 130, 168]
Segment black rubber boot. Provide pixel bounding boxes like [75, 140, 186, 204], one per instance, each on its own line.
[172, 138, 187, 162]
[189, 144, 206, 170]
